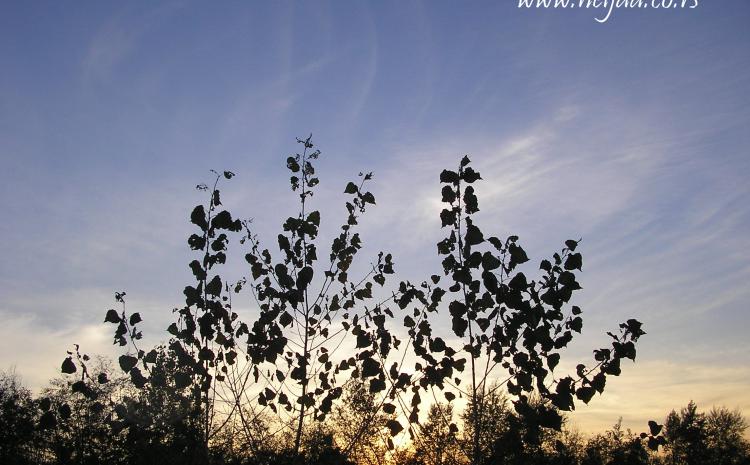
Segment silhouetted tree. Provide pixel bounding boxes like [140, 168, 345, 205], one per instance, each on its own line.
[332, 379, 392, 465]
[39, 356, 129, 465]
[414, 403, 462, 465]
[663, 402, 750, 465]
[49, 137, 653, 465]
[241, 137, 397, 457]
[459, 387, 512, 463]
[582, 419, 650, 465]
[705, 406, 750, 465]
[117, 345, 206, 465]
[393, 156, 647, 465]
[0, 370, 36, 465]
[664, 401, 709, 465]
[303, 423, 355, 465]
[482, 394, 566, 465]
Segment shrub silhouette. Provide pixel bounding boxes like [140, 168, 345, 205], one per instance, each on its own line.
[48, 136, 661, 465]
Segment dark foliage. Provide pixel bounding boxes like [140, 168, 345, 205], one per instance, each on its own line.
[7, 137, 743, 465]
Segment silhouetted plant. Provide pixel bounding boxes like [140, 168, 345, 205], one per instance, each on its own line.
[0, 369, 36, 465]
[664, 401, 708, 465]
[51, 137, 661, 465]
[705, 406, 750, 465]
[39, 356, 130, 464]
[390, 156, 647, 465]
[661, 401, 750, 465]
[102, 169, 250, 461]
[459, 387, 513, 462]
[241, 136, 397, 456]
[331, 379, 394, 465]
[414, 403, 462, 465]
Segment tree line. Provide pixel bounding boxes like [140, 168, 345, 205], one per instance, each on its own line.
[2, 368, 748, 464]
[3, 136, 742, 464]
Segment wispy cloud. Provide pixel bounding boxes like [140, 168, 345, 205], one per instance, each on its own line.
[81, 2, 184, 81]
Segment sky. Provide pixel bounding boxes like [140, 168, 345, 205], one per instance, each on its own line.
[1, 0, 749, 436]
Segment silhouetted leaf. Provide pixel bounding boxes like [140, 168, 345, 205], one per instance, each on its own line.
[188, 234, 206, 250]
[296, 266, 313, 291]
[104, 309, 120, 323]
[465, 221, 484, 245]
[604, 358, 621, 376]
[167, 322, 179, 336]
[143, 349, 157, 364]
[482, 252, 501, 271]
[307, 210, 320, 226]
[462, 167, 481, 183]
[430, 337, 446, 352]
[508, 272, 527, 290]
[344, 182, 358, 194]
[564, 252, 583, 271]
[191, 205, 208, 231]
[71, 381, 86, 394]
[452, 316, 468, 337]
[206, 275, 222, 296]
[440, 170, 459, 184]
[509, 243, 529, 267]
[370, 377, 386, 393]
[362, 357, 380, 378]
[648, 420, 663, 436]
[61, 357, 76, 374]
[386, 419, 404, 436]
[622, 318, 646, 340]
[440, 208, 457, 227]
[441, 185, 456, 203]
[279, 311, 293, 327]
[547, 353, 560, 371]
[591, 372, 606, 393]
[130, 367, 147, 388]
[356, 332, 371, 348]
[464, 186, 479, 213]
[118, 355, 138, 373]
[569, 316, 583, 333]
[212, 210, 241, 231]
[362, 192, 376, 204]
[576, 386, 596, 404]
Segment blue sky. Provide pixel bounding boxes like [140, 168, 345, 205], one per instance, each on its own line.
[1, 1, 749, 434]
